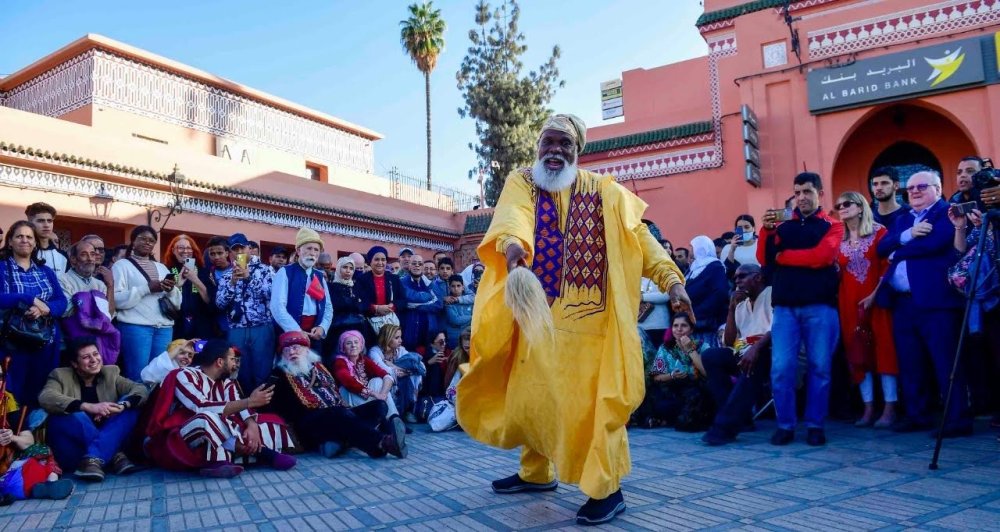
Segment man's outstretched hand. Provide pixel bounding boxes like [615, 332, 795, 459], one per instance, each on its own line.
[668, 284, 696, 324]
[506, 244, 528, 272]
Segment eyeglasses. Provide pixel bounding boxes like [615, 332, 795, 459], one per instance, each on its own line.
[834, 201, 858, 210]
[906, 183, 933, 193]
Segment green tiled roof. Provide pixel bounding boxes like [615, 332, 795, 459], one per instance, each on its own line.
[582, 121, 712, 155]
[696, 0, 786, 27]
[463, 212, 493, 235]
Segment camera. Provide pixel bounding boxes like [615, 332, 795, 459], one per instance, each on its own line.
[972, 158, 1000, 191]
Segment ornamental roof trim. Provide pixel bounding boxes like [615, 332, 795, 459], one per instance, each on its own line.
[0, 141, 458, 240]
[581, 121, 714, 156]
[0, 34, 383, 141]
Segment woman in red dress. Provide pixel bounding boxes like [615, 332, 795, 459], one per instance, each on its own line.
[835, 191, 898, 428]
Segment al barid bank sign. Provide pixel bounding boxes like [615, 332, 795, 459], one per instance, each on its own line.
[808, 34, 999, 114]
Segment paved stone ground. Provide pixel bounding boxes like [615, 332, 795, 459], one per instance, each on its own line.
[1, 419, 999, 531]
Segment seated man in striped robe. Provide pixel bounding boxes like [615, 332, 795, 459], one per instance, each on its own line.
[145, 339, 296, 478]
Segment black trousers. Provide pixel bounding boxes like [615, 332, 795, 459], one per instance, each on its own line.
[702, 346, 771, 436]
[296, 401, 388, 456]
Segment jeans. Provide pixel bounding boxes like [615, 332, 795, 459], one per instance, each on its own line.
[118, 323, 172, 381]
[703, 346, 771, 435]
[47, 410, 139, 467]
[771, 304, 840, 430]
[228, 324, 276, 393]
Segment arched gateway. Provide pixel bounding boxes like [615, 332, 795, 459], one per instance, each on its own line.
[831, 103, 978, 200]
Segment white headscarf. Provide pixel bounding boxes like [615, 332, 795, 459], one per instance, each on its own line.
[686, 235, 721, 280]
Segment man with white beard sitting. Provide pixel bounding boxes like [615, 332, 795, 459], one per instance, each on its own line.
[266, 331, 406, 459]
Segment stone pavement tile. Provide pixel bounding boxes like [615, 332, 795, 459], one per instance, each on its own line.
[481, 500, 576, 529]
[763, 505, 888, 531]
[246, 477, 324, 502]
[689, 465, 787, 486]
[0, 510, 61, 531]
[395, 513, 500, 531]
[79, 484, 154, 506]
[439, 487, 544, 511]
[868, 456, 960, 474]
[833, 491, 946, 521]
[68, 499, 152, 526]
[65, 520, 152, 532]
[618, 504, 730, 531]
[631, 475, 727, 499]
[258, 494, 338, 520]
[905, 447, 998, 464]
[357, 496, 455, 525]
[890, 477, 996, 503]
[757, 477, 857, 502]
[690, 488, 799, 518]
[696, 448, 776, 464]
[269, 510, 365, 531]
[166, 486, 241, 513]
[814, 466, 911, 487]
[166, 503, 252, 530]
[745, 456, 838, 476]
[795, 446, 885, 466]
[940, 465, 1000, 487]
[924, 508, 1000, 531]
[341, 481, 418, 506]
[643, 453, 724, 473]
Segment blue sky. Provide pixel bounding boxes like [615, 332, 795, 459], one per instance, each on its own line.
[0, 1, 708, 194]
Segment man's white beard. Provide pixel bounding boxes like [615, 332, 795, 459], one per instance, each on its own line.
[277, 350, 322, 377]
[532, 156, 578, 192]
[299, 256, 317, 269]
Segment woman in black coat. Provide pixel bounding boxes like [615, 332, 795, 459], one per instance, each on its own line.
[325, 257, 375, 355]
[684, 236, 730, 349]
[354, 246, 406, 336]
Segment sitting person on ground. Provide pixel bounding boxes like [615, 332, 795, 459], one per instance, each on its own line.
[633, 313, 712, 431]
[443, 275, 474, 349]
[444, 326, 471, 391]
[331, 330, 398, 421]
[266, 331, 406, 459]
[701, 264, 773, 446]
[0, 390, 74, 505]
[368, 324, 424, 424]
[144, 339, 295, 479]
[140, 338, 197, 386]
[326, 256, 376, 355]
[38, 337, 148, 482]
[685, 236, 730, 348]
[416, 331, 451, 400]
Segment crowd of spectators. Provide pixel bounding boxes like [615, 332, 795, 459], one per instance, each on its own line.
[1, 155, 997, 504]
[0, 204, 481, 503]
[637, 157, 1000, 451]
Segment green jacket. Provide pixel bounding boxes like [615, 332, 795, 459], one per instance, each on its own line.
[39, 365, 148, 415]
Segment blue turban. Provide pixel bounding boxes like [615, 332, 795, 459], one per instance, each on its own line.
[367, 245, 389, 263]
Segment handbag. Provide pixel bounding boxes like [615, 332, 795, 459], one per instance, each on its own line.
[1, 301, 55, 350]
[127, 258, 179, 320]
[368, 312, 400, 334]
[845, 307, 875, 374]
[428, 400, 458, 432]
[638, 302, 654, 322]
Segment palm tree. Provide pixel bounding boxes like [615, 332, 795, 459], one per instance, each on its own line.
[400, 2, 446, 191]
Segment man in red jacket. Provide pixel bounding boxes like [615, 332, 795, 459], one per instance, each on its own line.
[758, 172, 844, 447]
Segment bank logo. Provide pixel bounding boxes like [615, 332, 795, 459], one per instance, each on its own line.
[924, 47, 965, 87]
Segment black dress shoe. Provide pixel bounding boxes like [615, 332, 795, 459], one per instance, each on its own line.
[891, 419, 932, 433]
[806, 428, 826, 446]
[491, 474, 558, 494]
[576, 489, 626, 526]
[770, 428, 794, 446]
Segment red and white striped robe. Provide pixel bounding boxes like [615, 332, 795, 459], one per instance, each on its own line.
[174, 367, 290, 462]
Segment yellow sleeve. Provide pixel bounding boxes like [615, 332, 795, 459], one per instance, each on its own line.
[480, 170, 536, 263]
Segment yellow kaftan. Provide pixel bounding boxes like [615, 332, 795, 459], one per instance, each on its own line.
[456, 168, 683, 499]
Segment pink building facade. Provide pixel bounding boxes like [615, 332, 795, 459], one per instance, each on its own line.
[0, 35, 483, 263]
[582, 0, 1000, 245]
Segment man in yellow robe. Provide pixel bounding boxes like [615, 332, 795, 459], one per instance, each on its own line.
[456, 114, 690, 526]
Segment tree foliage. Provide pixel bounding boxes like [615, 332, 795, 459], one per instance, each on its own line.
[456, 0, 563, 206]
[400, 2, 446, 190]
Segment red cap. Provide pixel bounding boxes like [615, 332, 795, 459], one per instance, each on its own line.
[277, 331, 310, 352]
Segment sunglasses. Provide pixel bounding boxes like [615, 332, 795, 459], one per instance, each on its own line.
[834, 201, 858, 210]
[906, 183, 933, 193]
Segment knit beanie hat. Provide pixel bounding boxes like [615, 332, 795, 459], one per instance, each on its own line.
[295, 227, 323, 250]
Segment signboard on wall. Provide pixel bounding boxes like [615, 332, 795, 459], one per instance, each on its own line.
[741, 104, 761, 187]
[807, 36, 987, 113]
[600, 79, 623, 120]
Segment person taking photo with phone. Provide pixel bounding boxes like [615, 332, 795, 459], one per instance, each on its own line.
[758, 172, 844, 447]
[112, 225, 180, 381]
[164, 235, 216, 340]
[720, 215, 760, 280]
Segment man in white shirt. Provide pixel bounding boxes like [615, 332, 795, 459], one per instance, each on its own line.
[701, 264, 773, 446]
